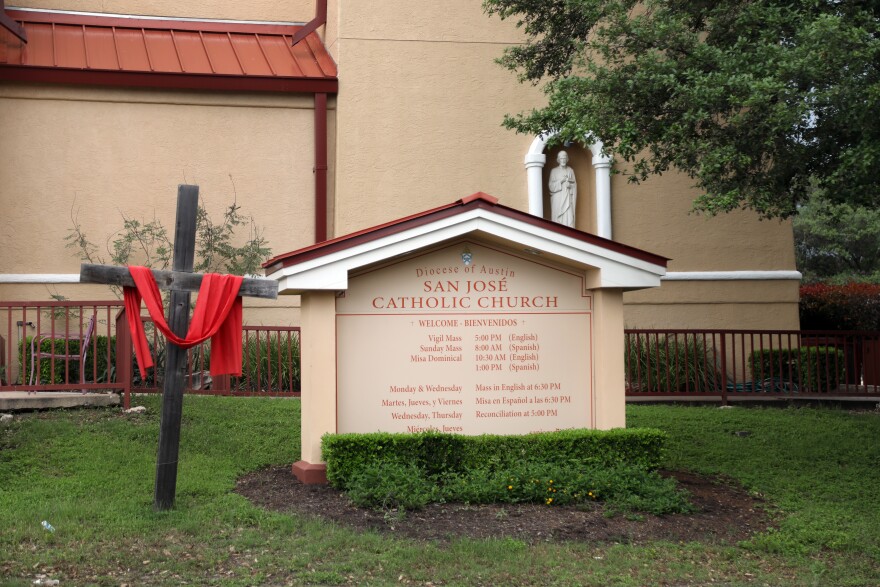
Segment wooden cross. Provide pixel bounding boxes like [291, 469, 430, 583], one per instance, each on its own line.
[80, 185, 278, 510]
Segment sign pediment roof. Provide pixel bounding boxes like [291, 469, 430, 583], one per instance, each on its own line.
[264, 192, 668, 292]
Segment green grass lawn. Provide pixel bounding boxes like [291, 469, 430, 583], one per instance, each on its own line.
[1, 397, 879, 586]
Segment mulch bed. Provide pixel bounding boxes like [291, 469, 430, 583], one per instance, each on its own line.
[235, 467, 772, 545]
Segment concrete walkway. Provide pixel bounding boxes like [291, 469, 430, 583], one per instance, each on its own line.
[0, 391, 120, 411]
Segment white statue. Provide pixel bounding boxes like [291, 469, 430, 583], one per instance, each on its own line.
[548, 150, 577, 227]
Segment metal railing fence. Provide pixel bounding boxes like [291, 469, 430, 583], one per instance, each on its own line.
[7, 303, 876, 407]
[126, 322, 301, 398]
[625, 329, 880, 402]
[0, 300, 124, 393]
[0, 301, 300, 401]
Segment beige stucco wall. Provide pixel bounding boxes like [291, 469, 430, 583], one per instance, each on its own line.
[330, 0, 542, 234]
[611, 170, 797, 272]
[623, 280, 800, 330]
[0, 84, 322, 325]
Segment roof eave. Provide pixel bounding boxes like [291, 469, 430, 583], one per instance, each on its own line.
[0, 64, 338, 93]
[265, 206, 668, 294]
[264, 196, 669, 272]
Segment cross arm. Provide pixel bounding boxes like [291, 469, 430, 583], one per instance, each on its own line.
[79, 263, 278, 300]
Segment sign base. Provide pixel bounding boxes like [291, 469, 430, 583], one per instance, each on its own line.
[292, 460, 328, 484]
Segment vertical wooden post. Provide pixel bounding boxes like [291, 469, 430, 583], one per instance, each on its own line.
[719, 333, 729, 406]
[114, 308, 132, 410]
[154, 185, 199, 511]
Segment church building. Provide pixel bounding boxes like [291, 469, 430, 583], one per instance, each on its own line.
[0, 0, 800, 330]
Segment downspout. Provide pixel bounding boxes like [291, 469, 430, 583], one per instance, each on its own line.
[293, 0, 330, 243]
[291, 0, 327, 46]
[1, 0, 27, 41]
[314, 92, 328, 242]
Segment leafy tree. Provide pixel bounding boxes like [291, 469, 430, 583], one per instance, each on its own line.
[793, 191, 880, 283]
[484, 0, 880, 218]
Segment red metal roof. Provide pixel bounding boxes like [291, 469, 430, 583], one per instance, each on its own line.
[263, 192, 669, 271]
[0, 9, 337, 93]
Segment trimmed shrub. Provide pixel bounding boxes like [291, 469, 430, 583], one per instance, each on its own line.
[799, 283, 880, 330]
[345, 462, 440, 510]
[431, 460, 686, 509]
[625, 334, 720, 392]
[334, 430, 692, 515]
[322, 428, 668, 490]
[19, 335, 115, 385]
[748, 346, 846, 392]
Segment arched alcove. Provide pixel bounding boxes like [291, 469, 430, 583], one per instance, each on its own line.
[524, 133, 612, 239]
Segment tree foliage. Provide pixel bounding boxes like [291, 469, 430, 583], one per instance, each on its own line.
[484, 0, 880, 218]
[793, 191, 880, 283]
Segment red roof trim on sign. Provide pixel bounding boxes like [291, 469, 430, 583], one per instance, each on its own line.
[262, 193, 669, 271]
[0, 9, 337, 93]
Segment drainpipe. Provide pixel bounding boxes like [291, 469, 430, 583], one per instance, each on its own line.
[314, 92, 328, 242]
[1, 0, 26, 41]
[294, 0, 331, 242]
[292, 0, 327, 45]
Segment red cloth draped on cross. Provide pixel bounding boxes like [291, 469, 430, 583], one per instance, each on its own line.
[123, 265, 244, 377]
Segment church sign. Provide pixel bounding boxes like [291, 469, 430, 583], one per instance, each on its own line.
[336, 241, 594, 434]
[263, 192, 667, 484]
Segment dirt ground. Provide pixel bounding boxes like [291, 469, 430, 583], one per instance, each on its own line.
[235, 467, 772, 545]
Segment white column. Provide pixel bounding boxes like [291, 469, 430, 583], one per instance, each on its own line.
[524, 152, 547, 217]
[590, 142, 613, 239]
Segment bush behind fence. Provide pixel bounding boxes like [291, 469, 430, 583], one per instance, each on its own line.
[18, 328, 300, 394]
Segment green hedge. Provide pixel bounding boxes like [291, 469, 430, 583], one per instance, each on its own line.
[19, 335, 115, 385]
[748, 346, 845, 392]
[322, 428, 668, 490]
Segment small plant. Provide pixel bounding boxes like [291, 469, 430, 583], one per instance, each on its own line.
[323, 428, 668, 489]
[65, 183, 271, 299]
[324, 429, 686, 515]
[19, 335, 115, 385]
[342, 459, 693, 515]
[236, 333, 301, 392]
[625, 333, 720, 392]
[748, 346, 846, 392]
[345, 462, 439, 511]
